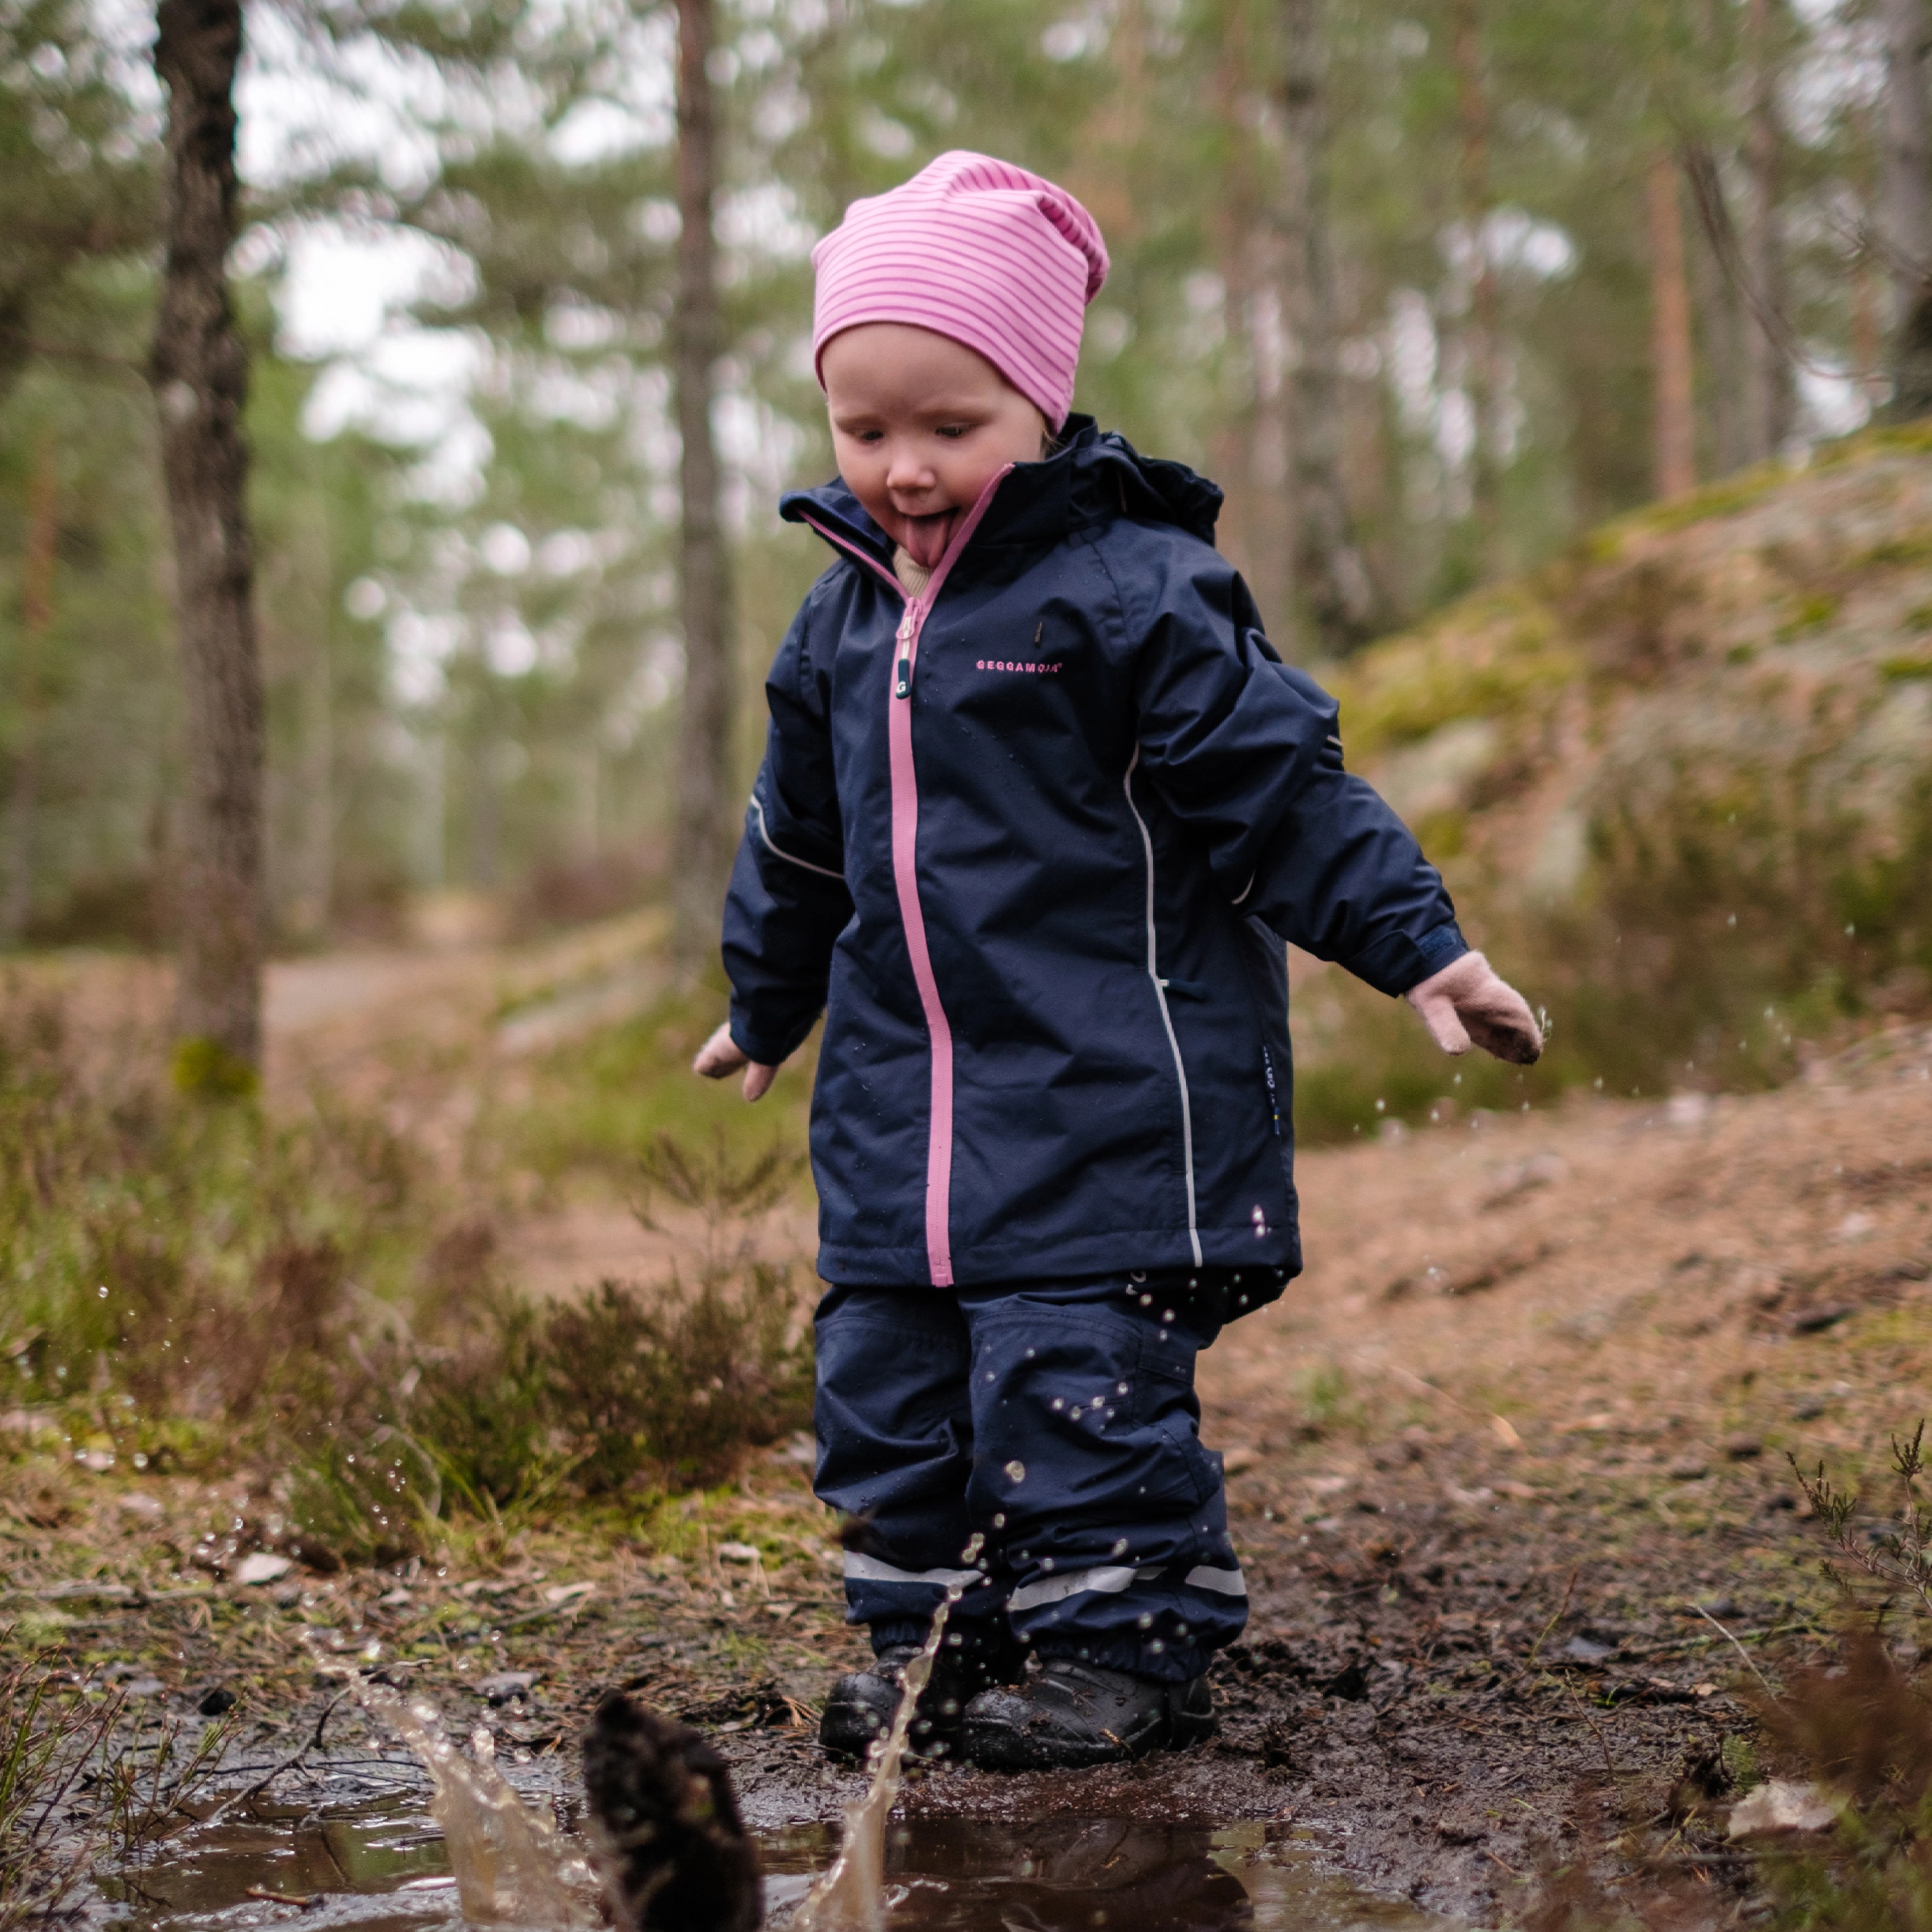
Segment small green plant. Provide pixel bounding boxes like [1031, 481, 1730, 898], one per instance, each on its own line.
[1789, 1421, 1932, 1621]
[0, 1649, 120, 1932]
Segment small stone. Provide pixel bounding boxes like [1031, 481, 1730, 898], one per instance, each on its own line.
[476, 1670, 537, 1705]
[232, 1552, 292, 1587]
[1561, 1636, 1614, 1663]
[1723, 1435, 1764, 1460]
[198, 1687, 237, 1716]
[1668, 1458, 1711, 1482]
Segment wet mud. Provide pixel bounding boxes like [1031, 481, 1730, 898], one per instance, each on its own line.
[112, 1787, 1447, 1932]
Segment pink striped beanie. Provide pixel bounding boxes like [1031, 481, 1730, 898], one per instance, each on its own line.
[811, 152, 1109, 431]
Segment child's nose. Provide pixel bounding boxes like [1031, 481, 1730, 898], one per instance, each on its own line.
[884, 444, 936, 495]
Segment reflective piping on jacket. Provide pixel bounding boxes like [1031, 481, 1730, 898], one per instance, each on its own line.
[802, 471, 1013, 1290]
[1231, 871, 1256, 906]
[1123, 747, 1203, 1267]
[1182, 1565, 1248, 1597]
[842, 1553, 983, 1589]
[749, 793, 844, 880]
[1006, 1563, 1164, 1614]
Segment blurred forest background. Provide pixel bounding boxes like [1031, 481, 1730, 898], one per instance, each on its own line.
[4, 0, 1932, 1121]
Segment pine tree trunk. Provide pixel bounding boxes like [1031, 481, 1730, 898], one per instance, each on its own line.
[1279, 0, 1377, 653]
[1881, 0, 1932, 416]
[670, 0, 736, 978]
[1648, 154, 1697, 499]
[1, 440, 55, 947]
[152, 0, 263, 1079]
[1449, 0, 1501, 571]
[1740, 0, 1787, 459]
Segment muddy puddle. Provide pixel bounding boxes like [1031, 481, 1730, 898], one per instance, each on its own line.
[114, 1794, 1448, 1932]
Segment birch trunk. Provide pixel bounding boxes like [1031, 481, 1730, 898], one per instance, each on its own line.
[152, 0, 263, 1078]
[1648, 154, 1697, 499]
[1279, 0, 1377, 653]
[670, 0, 736, 977]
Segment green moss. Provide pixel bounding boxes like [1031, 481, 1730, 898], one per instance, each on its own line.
[1413, 808, 1470, 860]
[1625, 465, 1785, 537]
[1337, 600, 1576, 759]
[1881, 653, 1932, 681]
[1857, 533, 1932, 569]
[1776, 592, 1841, 642]
[169, 1036, 259, 1099]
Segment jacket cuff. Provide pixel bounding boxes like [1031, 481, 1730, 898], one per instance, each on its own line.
[729, 1011, 815, 1068]
[1346, 919, 1469, 999]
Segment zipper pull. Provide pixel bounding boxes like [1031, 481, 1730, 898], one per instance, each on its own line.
[894, 608, 916, 699]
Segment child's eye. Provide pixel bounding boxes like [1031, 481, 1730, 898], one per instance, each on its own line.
[936, 425, 969, 440]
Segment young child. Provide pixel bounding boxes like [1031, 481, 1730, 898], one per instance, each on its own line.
[693, 153, 1541, 1772]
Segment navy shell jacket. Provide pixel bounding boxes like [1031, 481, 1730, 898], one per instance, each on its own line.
[721, 420, 1467, 1303]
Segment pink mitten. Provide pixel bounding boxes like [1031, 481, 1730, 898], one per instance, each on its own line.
[1404, 951, 1542, 1065]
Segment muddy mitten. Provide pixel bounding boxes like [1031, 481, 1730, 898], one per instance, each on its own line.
[582, 1692, 761, 1932]
[1403, 951, 1542, 1065]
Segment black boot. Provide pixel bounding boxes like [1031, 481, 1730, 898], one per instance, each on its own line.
[819, 1640, 1022, 1763]
[960, 1658, 1215, 1771]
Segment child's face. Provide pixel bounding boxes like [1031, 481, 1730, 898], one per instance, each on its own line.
[822, 323, 1050, 570]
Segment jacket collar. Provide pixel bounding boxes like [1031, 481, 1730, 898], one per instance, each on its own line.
[778, 418, 1224, 574]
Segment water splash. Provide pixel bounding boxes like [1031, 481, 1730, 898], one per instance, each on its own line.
[793, 1546, 984, 1932]
[358, 1682, 598, 1930]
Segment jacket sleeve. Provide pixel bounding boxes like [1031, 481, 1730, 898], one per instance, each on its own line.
[1121, 542, 1468, 997]
[721, 590, 854, 1063]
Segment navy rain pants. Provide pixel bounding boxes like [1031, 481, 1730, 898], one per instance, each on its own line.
[813, 1273, 1258, 1684]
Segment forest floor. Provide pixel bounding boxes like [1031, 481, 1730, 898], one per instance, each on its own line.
[8, 932, 1932, 1922]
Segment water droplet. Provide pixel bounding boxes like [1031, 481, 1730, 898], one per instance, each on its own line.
[1041, 1557, 1055, 1572]
[1139, 1294, 1152, 1306]
[1161, 1309, 1175, 1324]
[1136, 1612, 1153, 1629]
[992, 1512, 1006, 1528]
[1117, 1381, 1129, 1395]
[1050, 1397, 1064, 1410]
[1148, 1638, 1166, 1654]
[1004, 1460, 1026, 1484]
[1110, 1538, 1129, 1556]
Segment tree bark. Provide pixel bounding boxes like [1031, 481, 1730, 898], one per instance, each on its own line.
[1449, 0, 1502, 571]
[1740, 0, 1787, 459]
[1279, 0, 1377, 653]
[1, 440, 55, 947]
[670, 0, 736, 979]
[152, 0, 263, 1078]
[1881, 0, 1932, 416]
[1648, 154, 1697, 499]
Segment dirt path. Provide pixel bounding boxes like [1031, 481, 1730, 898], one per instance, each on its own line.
[9, 969, 1928, 1919]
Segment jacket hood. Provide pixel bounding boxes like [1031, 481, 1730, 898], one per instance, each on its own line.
[778, 417, 1224, 567]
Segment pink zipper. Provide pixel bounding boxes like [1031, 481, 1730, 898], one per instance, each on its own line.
[800, 465, 1012, 1287]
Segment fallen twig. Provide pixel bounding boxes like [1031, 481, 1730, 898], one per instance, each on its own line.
[1689, 1602, 1776, 1696]
[203, 1693, 344, 1827]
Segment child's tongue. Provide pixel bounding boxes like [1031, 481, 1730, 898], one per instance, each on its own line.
[897, 508, 958, 571]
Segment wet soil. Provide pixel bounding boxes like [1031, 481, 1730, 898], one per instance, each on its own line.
[11, 1020, 1931, 1923]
